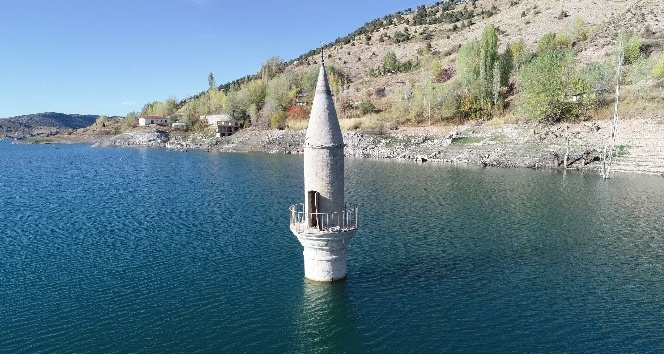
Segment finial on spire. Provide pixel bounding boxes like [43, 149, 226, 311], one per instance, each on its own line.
[321, 42, 325, 66]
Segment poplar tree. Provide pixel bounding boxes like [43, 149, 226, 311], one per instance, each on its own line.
[456, 39, 480, 86]
[455, 25, 502, 118]
[208, 72, 216, 91]
[479, 24, 498, 99]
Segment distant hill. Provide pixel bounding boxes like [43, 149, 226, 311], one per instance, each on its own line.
[0, 112, 98, 139]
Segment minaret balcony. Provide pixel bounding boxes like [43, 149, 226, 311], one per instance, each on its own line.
[289, 204, 358, 234]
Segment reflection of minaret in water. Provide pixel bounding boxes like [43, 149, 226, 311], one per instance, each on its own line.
[294, 280, 363, 352]
[288, 48, 358, 282]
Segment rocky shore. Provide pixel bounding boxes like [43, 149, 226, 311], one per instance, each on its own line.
[72, 117, 664, 176]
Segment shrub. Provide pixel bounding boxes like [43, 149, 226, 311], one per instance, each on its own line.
[627, 57, 655, 98]
[339, 118, 362, 130]
[579, 61, 613, 106]
[538, 32, 571, 53]
[624, 34, 642, 65]
[393, 30, 411, 43]
[270, 110, 287, 129]
[122, 113, 137, 131]
[285, 105, 308, 120]
[382, 51, 398, 73]
[379, 51, 419, 75]
[653, 55, 664, 80]
[286, 119, 308, 131]
[572, 17, 588, 42]
[361, 114, 385, 131]
[518, 50, 579, 122]
[358, 100, 376, 115]
[95, 115, 108, 127]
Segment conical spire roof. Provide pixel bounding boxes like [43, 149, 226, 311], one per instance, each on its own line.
[304, 64, 344, 148]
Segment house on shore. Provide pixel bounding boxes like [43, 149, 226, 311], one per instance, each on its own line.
[201, 114, 231, 126]
[200, 114, 240, 137]
[138, 116, 168, 126]
[216, 118, 240, 137]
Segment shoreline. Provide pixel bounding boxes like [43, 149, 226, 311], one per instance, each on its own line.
[8, 117, 664, 176]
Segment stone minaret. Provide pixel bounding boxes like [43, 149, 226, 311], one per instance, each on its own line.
[289, 53, 358, 282]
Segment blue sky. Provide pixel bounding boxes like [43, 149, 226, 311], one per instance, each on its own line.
[0, 0, 423, 118]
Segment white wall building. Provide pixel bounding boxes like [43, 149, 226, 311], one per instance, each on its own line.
[201, 114, 232, 126]
[138, 116, 168, 126]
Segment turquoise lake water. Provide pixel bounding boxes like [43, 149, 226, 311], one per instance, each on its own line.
[0, 140, 662, 353]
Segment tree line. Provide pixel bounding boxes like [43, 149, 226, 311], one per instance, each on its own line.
[385, 21, 663, 125]
[122, 10, 664, 131]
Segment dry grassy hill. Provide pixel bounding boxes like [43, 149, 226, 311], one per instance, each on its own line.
[293, 0, 662, 77]
[282, 0, 663, 112]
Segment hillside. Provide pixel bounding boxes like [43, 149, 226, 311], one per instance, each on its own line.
[36, 0, 664, 175]
[148, 0, 663, 131]
[292, 0, 662, 79]
[0, 112, 98, 139]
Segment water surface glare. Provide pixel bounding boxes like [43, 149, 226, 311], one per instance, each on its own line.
[0, 141, 662, 352]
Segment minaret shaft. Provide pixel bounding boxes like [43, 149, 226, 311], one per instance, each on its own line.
[304, 146, 344, 216]
[289, 62, 358, 282]
[303, 64, 345, 217]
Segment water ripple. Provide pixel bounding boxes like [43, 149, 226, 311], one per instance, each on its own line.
[0, 142, 662, 352]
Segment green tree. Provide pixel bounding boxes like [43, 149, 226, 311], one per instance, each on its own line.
[456, 39, 480, 86]
[357, 100, 376, 115]
[653, 54, 664, 80]
[140, 102, 153, 116]
[208, 72, 216, 91]
[260, 56, 285, 81]
[266, 74, 292, 110]
[163, 97, 178, 116]
[431, 58, 443, 82]
[511, 39, 531, 73]
[270, 110, 287, 129]
[208, 89, 226, 114]
[492, 64, 502, 105]
[225, 88, 247, 123]
[393, 30, 411, 43]
[518, 50, 577, 122]
[248, 103, 259, 126]
[123, 112, 138, 130]
[95, 115, 108, 127]
[624, 34, 642, 65]
[498, 45, 514, 87]
[627, 56, 655, 98]
[479, 24, 498, 96]
[301, 67, 319, 95]
[382, 51, 399, 73]
[239, 79, 267, 113]
[140, 97, 178, 117]
[579, 61, 613, 107]
[538, 32, 571, 53]
[538, 33, 557, 53]
[572, 17, 587, 41]
[183, 99, 203, 130]
[454, 25, 502, 118]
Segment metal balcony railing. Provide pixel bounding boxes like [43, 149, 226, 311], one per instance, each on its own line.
[289, 203, 358, 234]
